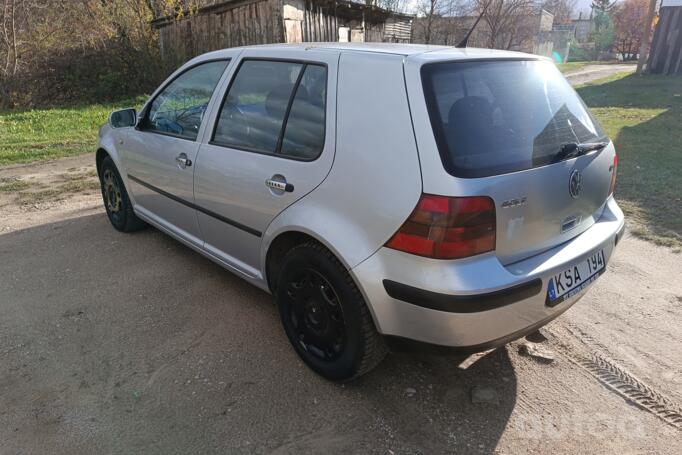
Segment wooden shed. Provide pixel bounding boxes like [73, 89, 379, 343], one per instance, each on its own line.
[648, 0, 682, 75]
[151, 0, 413, 64]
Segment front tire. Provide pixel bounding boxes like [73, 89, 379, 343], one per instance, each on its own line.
[276, 242, 387, 381]
[98, 156, 146, 232]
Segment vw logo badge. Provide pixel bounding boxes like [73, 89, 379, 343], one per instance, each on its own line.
[569, 169, 582, 199]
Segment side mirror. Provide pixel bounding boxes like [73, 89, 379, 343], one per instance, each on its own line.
[109, 108, 137, 128]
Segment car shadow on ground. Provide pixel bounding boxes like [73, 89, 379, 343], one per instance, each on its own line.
[0, 213, 517, 454]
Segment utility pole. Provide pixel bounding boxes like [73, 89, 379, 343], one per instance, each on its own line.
[636, 0, 658, 74]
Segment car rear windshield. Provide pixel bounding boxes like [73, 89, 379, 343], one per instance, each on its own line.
[421, 59, 607, 178]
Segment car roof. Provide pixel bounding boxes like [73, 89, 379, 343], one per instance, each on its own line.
[195, 42, 542, 63]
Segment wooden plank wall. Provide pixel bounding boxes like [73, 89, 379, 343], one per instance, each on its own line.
[302, 0, 337, 42]
[157, 0, 283, 64]
[648, 7, 682, 75]
[383, 17, 412, 43]
[300, 1, 385, 43]
[155, 0, 408, 63]
[364, 22, 386, 43]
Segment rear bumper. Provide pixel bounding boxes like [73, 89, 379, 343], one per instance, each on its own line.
[351, 197, 625, 348]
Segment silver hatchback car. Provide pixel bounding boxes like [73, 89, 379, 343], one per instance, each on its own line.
[97, 43, 624, 380]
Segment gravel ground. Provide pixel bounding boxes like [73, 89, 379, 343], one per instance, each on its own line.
[1, 151, 680, 454]
[563, 64, 637, 86]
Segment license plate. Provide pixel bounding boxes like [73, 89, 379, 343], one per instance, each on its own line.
[546, 250, 605, 306]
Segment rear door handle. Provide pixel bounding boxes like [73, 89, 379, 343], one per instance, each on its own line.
[175, 153, 192, 168]
[265, 178, 294, 193]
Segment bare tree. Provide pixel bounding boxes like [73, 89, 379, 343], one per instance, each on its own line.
[0, 0, 164, 108]
[0, 0, 35, 78]
[474, 0, 535, 50]
[635, 0, 657, 74]
[414, 0, 472, 44]
[0, 0, 18, 78]
[419, 0, 440, 44]
[613, 0, 648, 61]
[367, 0, 410, 13]
[541, 0, 577, 24]
[456, 0, 491, 47]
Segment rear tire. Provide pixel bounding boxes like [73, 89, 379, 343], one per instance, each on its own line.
[98, 156, 146, 233]
[276, 241, 387, 381]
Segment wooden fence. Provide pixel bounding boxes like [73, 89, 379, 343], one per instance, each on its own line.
[300, 0, 339, 42]
[152, 0, 412, 64]
[153, 0, 283, 65]
[648, 6, 682, 75]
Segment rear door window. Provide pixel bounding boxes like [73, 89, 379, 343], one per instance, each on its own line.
[421, 60, 607, 178]
[214, 60, 302, 153]
[280, 65, 327, 159]
[212, 60, 327, 159]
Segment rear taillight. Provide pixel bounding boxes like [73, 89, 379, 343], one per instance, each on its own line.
[386, 194, 496, 260]
[608, 153, 618, 196]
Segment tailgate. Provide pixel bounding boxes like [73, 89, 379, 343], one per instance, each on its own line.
[404, 56, 615, 265]
[483, 146, 614, 264]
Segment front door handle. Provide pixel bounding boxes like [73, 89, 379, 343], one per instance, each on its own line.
[265, 177, 294, 193]
[175, 153, 192, 168]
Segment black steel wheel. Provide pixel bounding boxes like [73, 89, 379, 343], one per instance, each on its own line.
[286, 268, 347, 361]
[98, 155, 146, 232]
[276, 241, 387, 381]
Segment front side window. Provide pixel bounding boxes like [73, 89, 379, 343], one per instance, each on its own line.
[143, 60, 229, 141]
[422, 60, 607, 178]
[213, 60, 327, 159]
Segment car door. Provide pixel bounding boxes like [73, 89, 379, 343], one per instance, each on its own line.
[194, 49, 338, 278]
[120, 58, 231, 246]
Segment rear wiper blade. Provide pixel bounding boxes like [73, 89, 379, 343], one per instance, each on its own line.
[552, 141, 608, 163]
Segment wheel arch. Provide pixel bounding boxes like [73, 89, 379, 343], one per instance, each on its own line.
[95, 148, 109, 175]
[263, 227, 385, 339]
[95, 141, 135, 206]
[263, 229, 347, 294]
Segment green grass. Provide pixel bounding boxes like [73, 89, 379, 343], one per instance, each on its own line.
[557, 61, 595, 73]
[577, 72, 682, 247]
[0, 178, 32, 192]
[59, 170, 98, 181]
[58, 179, 100, 193]
[0, 97, 146, 166]
[15, 177, 100, 205]
[16, 188, 65, 205]
[556, 61, 631, 73]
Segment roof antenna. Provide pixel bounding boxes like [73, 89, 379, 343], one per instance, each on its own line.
[456, 1, 490, 48]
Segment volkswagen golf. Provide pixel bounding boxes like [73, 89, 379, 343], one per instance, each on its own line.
[97, 43, 624, 381]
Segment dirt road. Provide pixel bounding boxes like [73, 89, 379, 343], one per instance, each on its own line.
[1, 155, 681, 454]
[564, 64, 637, 86]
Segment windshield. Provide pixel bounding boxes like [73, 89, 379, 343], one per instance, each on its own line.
[421, 60, 607, 178]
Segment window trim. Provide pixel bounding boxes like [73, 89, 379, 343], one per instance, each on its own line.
[420, 58, 607, 179]
[137, 58, 231, 142]
[209, 57, 328, 162]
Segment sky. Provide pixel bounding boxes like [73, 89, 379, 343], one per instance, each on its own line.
[403, 0, 597, 18]
[574, 0, 596, 17]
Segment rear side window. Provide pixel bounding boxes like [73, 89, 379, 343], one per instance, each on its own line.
[144, 60, 229, 140]
[281, 65, 327, 159]
[421, 60, 606, 178]
[213, 60, 327, 159]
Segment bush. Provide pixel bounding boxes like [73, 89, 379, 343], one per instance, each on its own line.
[568, 41, 596, 62]
[0, 0, 178, 110]
[0, 40, 172, 109]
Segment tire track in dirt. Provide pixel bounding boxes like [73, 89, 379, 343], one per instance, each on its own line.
[573, 354, 682, 429]
[548, 325, 682, 430]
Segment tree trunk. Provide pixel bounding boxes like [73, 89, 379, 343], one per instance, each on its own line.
[2, 0, 19, 77]
[636, 0, 657, 74]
